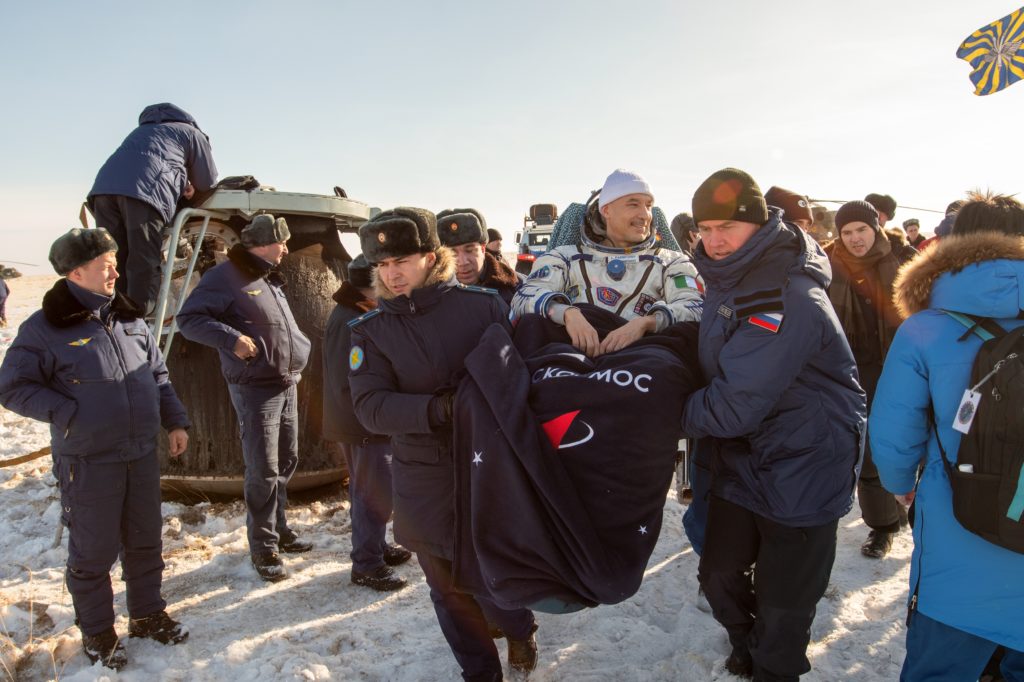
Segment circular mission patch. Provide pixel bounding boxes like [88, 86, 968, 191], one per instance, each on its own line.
[349, 346, 365, 370]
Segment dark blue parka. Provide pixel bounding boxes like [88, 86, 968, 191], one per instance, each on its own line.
[176, 246, 311, 386]
[0, 279, 189, 461]
[349, 249, 511, 558]
[322, 282, 386, 444]
[681, 211, 865, 527]
[88, 103, 218, 223]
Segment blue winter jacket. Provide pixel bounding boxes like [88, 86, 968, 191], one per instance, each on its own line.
[681, 211, 865, 527]
[88, 103, 218, 223]
[348, 249, 511, 559]
[176, 245, 311, 386]
[869, 231, 1024, 651]
[0, 279, 189, 461]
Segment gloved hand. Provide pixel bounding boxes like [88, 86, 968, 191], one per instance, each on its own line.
[428, 391, 455, 429]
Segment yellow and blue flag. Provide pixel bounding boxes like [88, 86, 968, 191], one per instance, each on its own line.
[957, 6, 1024, 96]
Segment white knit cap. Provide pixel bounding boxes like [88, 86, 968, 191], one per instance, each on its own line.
[599, 169, 654, 208]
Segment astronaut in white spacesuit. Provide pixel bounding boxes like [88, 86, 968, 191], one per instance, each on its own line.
[511, 169, 704, 356]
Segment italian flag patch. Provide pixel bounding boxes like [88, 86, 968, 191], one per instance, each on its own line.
[674, 275, 705, 294]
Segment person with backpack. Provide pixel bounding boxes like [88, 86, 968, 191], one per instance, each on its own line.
[869, 191, 1024, 681]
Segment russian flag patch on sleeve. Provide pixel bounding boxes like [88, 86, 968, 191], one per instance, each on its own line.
[748, 312, 784, 333]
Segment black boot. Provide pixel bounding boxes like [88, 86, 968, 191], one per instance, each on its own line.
[508, 623, 538, 674]
[861, 530, 894, 558]
[382, 544, 412, 566]
[252, 551, 289, 582]
[725, 646, 753, 678]
[128, 610, 189, 645]
[351, 565, 408, 592]
[279, 530, 313, 554]
[82, 627, 128, 670]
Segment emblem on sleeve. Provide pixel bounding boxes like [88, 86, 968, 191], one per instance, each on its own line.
[748, 312, 784, 333]
[349, 346, 365, 370]
[529, 265, 551, 281]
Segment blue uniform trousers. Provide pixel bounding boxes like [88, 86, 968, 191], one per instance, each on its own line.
[417, 552, 535, 680]
[901, 611, 1024, 682]
[341, 441, 394, 573]
[55, 452, 166, 636]
[682, 440, 711, 556]
[90, 194, 165, 316]
[227, 382, 298, 555]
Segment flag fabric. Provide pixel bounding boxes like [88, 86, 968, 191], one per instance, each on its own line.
[957, 6, 1024, 96]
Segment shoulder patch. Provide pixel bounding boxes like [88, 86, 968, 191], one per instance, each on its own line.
[673, 275, 705, 295]
[349, 345, 365, 370]
[458, 284, 500, 296]
[528, 265, 552, 280]
[748, 312, 784, 333]
[346, 308, 382, 329]
[734, 299, 785, 319]
[734, 288, 782, 305]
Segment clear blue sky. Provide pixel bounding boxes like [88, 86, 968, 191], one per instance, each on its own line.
[1, 0, 1020, 273]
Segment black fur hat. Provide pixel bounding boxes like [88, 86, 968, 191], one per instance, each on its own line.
[436, 208, 487, 247]
[241, 214, 290, 247]
[49, 227, 118, 275]
[359, 207, 439, 264]
[347, 254, 374, 289]
[864, 193, 897, 220]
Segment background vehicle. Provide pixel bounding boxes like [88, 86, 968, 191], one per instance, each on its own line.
[515, 203, 558, 275]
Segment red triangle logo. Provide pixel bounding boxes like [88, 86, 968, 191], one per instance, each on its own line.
[541, 410, 580, 448]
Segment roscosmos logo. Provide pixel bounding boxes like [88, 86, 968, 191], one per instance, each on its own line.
[541, 410, 595, 450]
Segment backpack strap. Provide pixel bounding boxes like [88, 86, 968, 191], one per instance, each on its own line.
[942, 310, 1006, 341]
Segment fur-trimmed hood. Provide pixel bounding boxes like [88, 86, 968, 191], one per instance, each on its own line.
[893, 231, 1024, 319]
[479, 251, 520, 291]
[42, 278, 143, 328]
[373, 247, 456, 300]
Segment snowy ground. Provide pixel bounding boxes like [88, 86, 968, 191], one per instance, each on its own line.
[0, 275, 913, 681]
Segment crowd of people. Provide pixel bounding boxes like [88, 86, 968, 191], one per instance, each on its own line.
[0, 102, 1021, 681]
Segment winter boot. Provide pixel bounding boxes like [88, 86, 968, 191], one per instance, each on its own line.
[725, 646, 753, 678]
[128, 610, 189, 645]
[383, 543, 413, 566]
[351, 565, 408, 592]
[508, 623, 539, 674]
[861, 530, 894, 558]
[252, 551, 289, 582]
[696, 585, 713, 614]
[278, 530, 313, 554]
[82, 627, 128, 671]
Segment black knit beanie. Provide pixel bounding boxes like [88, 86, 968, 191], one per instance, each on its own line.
[692, 168, 768, 225]
[834, 200, 880, 232]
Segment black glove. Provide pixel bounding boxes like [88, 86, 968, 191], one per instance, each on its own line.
[427, 392, 455, 430]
